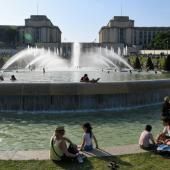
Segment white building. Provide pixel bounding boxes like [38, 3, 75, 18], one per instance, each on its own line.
[18, 15, 61, 46]
[99, 16, 170, 48]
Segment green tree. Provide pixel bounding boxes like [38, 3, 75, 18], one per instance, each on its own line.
[0, 58, 4, 68]
[146, 57, 154, 70]
[0, 27, 17, 46]
[134, 56, 141, 70]
[164, 55, 170, 71]
[150, 31, 170, 49]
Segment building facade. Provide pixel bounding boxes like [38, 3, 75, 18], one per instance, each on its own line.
[0, 15, 61, 48]
[99, 16, 170, 48]
[18, 15, 61, 46]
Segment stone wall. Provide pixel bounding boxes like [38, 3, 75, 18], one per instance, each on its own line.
[0, 80, 169, 112]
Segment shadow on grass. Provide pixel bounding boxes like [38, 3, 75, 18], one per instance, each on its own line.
[52, 149, 132, 170]
[52, 158, 94, 170]
[52, 157, 132, 170]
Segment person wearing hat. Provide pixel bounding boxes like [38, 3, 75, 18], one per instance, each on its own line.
[50, 126, 83, 162]
[161, 96, 170, 120]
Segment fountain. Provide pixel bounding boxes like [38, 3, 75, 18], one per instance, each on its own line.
[2, 47, 70, 71]
[72, 42, 81, 68]
[0, 43, 170, 113]
[2, 42, 132, 71]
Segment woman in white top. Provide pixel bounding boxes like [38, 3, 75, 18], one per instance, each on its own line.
[163, 121, 170, 137]
[80, 123, 98, 151]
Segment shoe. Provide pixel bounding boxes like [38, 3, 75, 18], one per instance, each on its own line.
[80, 154, 86, 159]
[77, 155, 84, 163]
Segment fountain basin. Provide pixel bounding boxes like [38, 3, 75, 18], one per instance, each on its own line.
[0, 80, 169, 112]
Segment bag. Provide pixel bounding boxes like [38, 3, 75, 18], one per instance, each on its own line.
[51, 138, 62, 159]
[157, 144, 170, 151]
[68, 144, 79, 154]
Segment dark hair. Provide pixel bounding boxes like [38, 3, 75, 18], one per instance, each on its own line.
[83, 122, 92, 138]
[145, 125, 152, 132]
[168, 121, 170, 126]
[55, 129, 65, 136]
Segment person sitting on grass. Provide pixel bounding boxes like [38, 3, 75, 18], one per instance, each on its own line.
[50, 126, 83, 163]
[80, 123, 98, 151]
[80, 74, 100, 83]
[139, 125, 156, 150]
[162, 119, 170, 138]
[157, 119, 170, 145]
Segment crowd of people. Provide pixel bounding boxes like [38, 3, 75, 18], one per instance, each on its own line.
[50, 96, 170, 164]
[139, 96, 170, 151]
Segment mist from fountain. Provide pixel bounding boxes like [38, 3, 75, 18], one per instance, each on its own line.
[2, 47, 70, 71]
[72, 42, 80, 68]
[79, 46, 132, 70]
[2, 43, 133, 71]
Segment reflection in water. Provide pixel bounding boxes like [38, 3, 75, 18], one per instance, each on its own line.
[0, 106, 164, 151]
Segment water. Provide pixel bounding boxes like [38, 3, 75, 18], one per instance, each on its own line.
[0, 70, 170, 83]
[0, 43, 168, 151]
[72, 42, 80, 67]
[0, 106, 164, 151]
[2, 43, 132, 71]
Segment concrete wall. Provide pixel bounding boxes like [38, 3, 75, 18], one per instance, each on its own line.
[0, 80, 169, 112]
[0, 80, 169, 96]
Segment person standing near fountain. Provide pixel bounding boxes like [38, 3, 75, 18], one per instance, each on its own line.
[161, 96, 170, 120]
[43, 67, 45, 74]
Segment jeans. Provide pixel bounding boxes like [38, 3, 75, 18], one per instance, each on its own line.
[84, 145, 93, 151]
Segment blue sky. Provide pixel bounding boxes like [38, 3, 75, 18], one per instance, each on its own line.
[0, 0, 170, 42]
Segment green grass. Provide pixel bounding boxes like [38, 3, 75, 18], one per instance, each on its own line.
[0, 152, 170, 170]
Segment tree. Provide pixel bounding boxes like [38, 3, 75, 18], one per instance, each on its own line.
[164, 55, 170, 71]
[150, 31, 170, 49]
[0, 58, 4, 68]
[0, 27, 17, 46]
[146, 57, 154, 70]
[134, 56, 141, 70]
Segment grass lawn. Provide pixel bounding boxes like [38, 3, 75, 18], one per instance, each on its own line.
[0, 152, 170, 170]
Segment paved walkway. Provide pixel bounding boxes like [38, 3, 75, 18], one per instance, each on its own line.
[0, 144, 146, 160]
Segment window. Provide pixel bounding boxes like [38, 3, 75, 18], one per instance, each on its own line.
[119, 28, 125, 43]
[35, 29, 40, 42]
[148, 31, 151, 43]
[139, 31, 143, 45]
